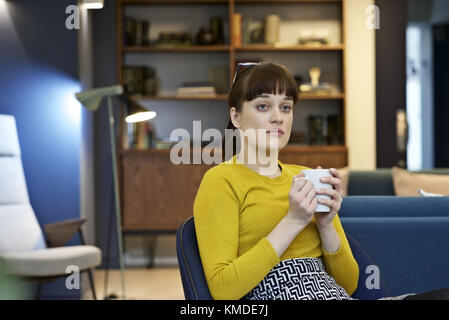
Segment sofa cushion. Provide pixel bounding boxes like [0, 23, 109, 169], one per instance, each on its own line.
[0, 245, 102, 277]
[392, 166, 449, 196]
[347, 169, 395, 195]
[339, 196, 449, 218]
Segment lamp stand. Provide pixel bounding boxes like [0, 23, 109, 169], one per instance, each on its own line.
[107, 96, 126, 299]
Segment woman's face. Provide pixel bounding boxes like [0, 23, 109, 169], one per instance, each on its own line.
[230, 92, 294, 152]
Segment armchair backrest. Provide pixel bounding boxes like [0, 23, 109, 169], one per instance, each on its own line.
[0, 114, 46, 253]
[176, 217, 212, 300]
[176, 216, 389, 300]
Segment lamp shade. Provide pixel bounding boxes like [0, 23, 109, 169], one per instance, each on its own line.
[123, 97, 157, 123]
[83, 0, 104, 9]
[75, 85, 123, 111]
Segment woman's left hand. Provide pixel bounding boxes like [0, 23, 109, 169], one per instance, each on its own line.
[314, 166, 344, 228]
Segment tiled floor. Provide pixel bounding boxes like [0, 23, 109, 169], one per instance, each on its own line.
[88, 267, 185, 300]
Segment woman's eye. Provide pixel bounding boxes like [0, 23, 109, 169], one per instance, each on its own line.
[257, 104, 269, 111]
[282, 105, 292, 112]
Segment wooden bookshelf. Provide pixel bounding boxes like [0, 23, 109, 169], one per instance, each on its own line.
[117, 0, 348, 232]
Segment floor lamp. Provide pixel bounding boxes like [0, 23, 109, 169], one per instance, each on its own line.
[76, 85, 156, 299]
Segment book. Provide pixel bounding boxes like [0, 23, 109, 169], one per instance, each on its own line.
[125, 121, 155, 149]
[207, 67, 229, 94]
[122, 66, 157, 95]
[124, 18, 150, 46]
[232, 13, 242, 47]
[176, 81, 216, 96]
[177, 87, 216, 93]
[308, 116, 325, 145]
[180, 82, 214, 87]
[327, 115, 343, 145]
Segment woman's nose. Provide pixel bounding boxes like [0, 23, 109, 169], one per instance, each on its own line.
[270, 108, 283, 123]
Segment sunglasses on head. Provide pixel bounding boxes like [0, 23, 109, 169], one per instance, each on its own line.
[232, 62, 261, 88]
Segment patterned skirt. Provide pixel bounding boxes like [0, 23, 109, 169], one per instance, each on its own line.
[244, 258, 351, 300]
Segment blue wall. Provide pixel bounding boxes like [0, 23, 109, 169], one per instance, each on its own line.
[0, 0, 82, 299]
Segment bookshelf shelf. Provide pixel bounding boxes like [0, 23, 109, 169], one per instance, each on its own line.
[132, 93, 344, 101]
[118, 144, 347, 155]
[132, 94, 229, 100]
[124, 45, 230, 52]
[122, 0, 228, 4]
[235, 44, 344, 51]
[122, 0, 341, 3]
[300, 93, 345, 100]
[123, 45, 343, 53]
[235, 0, 342, 3]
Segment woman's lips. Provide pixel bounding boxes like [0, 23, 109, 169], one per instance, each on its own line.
[266, 129, 285, 136]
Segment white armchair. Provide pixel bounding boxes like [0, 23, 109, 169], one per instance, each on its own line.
[0, 114, 101, 299]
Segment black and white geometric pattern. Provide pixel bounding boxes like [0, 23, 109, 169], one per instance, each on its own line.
[244, 258, 351, 300]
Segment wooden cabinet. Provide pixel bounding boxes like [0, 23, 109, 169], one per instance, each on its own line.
[120, 149, 214, 231]
[120, 145, 346, 231]
[116, 0, 348, 231]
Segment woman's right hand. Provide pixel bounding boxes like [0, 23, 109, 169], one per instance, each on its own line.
[286, 172, 318, 227]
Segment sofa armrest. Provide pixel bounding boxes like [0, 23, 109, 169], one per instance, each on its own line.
[340, 196, 449, 218]
[44, 218, 87, 248]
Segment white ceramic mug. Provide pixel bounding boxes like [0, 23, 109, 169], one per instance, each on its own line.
[302, 169, 332, 212]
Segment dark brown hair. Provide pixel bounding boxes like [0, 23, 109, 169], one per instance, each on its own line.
[226, 62, 299, 130]
[223, 62, 299, 158]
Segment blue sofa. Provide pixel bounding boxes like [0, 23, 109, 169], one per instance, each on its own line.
[176, 196, 449, 299]
[339, 196, 449, 296]
[347, 169, 449, 196]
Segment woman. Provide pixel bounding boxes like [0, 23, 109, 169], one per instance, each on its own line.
[193, 62, 448, 300]
[194, 61, 357, 300]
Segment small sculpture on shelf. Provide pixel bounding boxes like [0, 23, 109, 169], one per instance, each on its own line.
[298, 29, 330, 46]
[195, 27, 213, 45]
[196, 17, 225, 46]
[299, 66, 340, 96]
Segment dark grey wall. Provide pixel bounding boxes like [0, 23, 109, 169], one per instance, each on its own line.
[433, 24, 449, 167]
[92, 0, 121, 268]
[375, 0, 408, 168]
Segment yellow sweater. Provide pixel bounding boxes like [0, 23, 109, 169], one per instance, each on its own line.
[193, 155, 359, 300]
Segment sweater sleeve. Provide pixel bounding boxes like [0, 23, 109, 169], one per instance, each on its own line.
[193, 170, 280, 300]
[321, 213, 359, 296]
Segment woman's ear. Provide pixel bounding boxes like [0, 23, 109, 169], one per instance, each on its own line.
[229, 107, 241, 129]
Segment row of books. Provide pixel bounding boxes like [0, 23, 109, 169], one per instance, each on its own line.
[176, 82, 216, 97]
[232, 14, 278, 47]
[124, 18, 150, 46]
[122, 66, 157, 95]
[123, 121, 155, 150]
[308, 115, 344, 146]
[121, 118, 343, 150]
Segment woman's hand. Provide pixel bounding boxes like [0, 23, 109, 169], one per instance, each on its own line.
[285, 172, 318, 228]
[314, 167, 344, 228]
